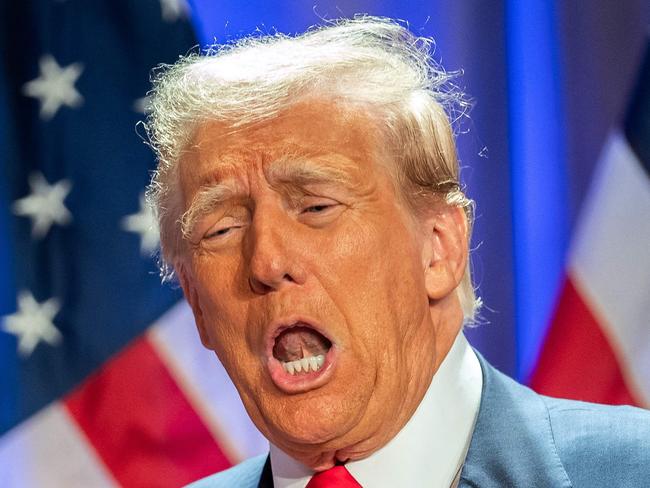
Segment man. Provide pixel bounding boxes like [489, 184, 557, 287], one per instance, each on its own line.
[145, 17, 650, 488]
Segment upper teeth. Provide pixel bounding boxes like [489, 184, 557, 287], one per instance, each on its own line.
[282, 355, 325, 375]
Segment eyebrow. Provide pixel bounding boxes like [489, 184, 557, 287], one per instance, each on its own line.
[180, 155, 359, 239]
[180, 182, 237, 240]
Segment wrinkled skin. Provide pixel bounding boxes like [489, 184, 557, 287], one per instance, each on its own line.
[177, 100, 468, 470]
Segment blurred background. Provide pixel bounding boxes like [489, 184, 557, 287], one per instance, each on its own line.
[1, 0, 648, 486]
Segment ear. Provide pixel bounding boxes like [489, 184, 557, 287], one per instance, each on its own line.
[421, 205, 469, 301]
[177, 263, 214, 350]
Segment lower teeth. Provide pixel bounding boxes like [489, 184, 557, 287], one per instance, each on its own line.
[282, 354, 325, 375]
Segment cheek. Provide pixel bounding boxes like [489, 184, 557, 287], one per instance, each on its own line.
[193, 257, 249, 350]
[323, 210, 426, 337]
[333, 208, 423, 293]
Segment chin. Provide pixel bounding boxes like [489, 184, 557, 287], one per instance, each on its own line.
[259, 391, 368, 453]
[279, 428, 382, 471]
[276, 406, 356, 445]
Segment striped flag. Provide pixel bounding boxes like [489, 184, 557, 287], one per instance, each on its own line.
[0, 1, 266, 486]
[530, 41, 650, 408]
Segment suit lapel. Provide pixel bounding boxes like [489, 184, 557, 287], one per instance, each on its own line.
[257, 455, 274, 488]
[459, 352, 572, 487]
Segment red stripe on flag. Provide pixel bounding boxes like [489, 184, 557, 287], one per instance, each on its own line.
[529, 276, 640, 406]
[64, 336, 232, 487]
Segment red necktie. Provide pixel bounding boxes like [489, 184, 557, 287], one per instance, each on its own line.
[305, 465, 363, 488]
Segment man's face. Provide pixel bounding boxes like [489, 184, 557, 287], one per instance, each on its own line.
[177, 101, 466, 468]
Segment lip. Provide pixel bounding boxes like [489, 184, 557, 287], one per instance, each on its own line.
[265, 315, 338, 394]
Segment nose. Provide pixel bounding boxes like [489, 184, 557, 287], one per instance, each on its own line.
[246, 207, 306, 294]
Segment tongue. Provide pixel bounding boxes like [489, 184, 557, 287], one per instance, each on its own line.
[273, 326, 331, 362]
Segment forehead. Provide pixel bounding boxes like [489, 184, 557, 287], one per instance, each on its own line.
[179, 100, 384, 188]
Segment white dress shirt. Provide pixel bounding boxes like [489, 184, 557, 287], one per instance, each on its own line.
[270, 332, 483, 487]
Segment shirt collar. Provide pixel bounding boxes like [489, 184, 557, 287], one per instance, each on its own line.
[270, 332, 483, 488]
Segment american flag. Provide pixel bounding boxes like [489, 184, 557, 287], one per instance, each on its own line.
[0, 1, 266, 486]
[530, 40, 650, 409]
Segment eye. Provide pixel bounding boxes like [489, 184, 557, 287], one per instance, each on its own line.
[205, 225, 239, 239]
[299, 196, 340, 214]
[297, 198, 344, 227]
[201, 214, 247, 242]
[303, 204, 334, 213]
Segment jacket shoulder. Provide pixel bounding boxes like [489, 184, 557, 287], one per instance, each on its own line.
[461, 352, 650, 488]
[185, 454, 268, 488]
[543, 396, 650, 487]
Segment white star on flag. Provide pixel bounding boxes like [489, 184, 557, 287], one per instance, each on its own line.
[121, 192, 160, 255]
[22, 54, 84, 120]
[159, 0, 189, 22]
[2, 291, 62, 357]
[13, 172, 73, 238]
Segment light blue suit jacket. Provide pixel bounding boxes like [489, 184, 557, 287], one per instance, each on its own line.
[188, 353, 650, 487]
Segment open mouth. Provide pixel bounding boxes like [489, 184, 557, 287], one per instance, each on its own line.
[273, 325, 332, 375]
[266, 320, 337, 393]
